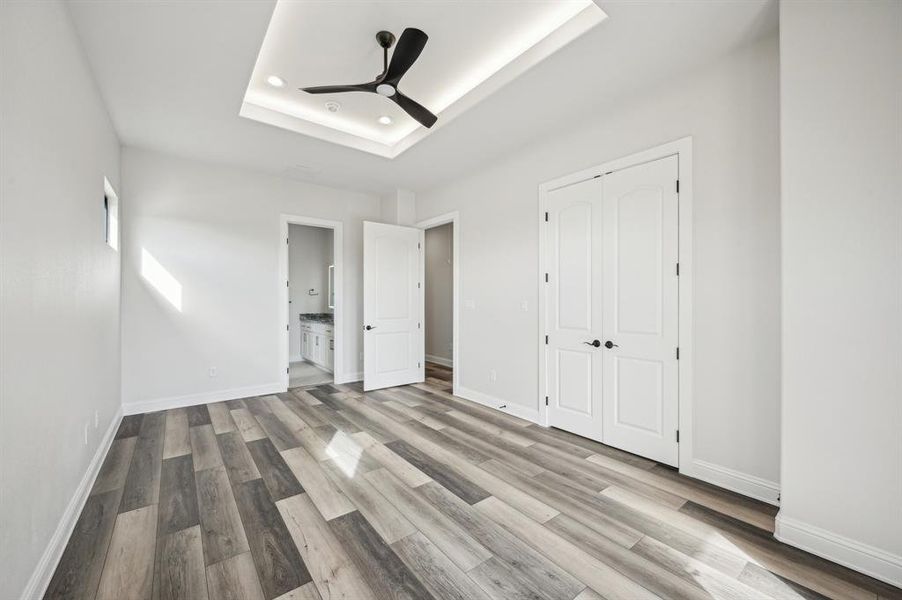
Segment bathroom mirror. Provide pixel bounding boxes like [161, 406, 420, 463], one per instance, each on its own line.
[327, 264, 335, 309]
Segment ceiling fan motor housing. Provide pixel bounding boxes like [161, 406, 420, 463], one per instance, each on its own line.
[376, 30, 396, 49]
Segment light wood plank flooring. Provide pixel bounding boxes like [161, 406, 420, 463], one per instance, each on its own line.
[45, 378, 901, 600]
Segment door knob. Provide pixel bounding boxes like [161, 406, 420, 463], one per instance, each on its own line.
[604, 340, 619, 349]
[583, 339, 601, 348]
[364, 325, 376, 331]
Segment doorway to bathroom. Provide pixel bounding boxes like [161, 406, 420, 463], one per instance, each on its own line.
[279, 215, 343, 389]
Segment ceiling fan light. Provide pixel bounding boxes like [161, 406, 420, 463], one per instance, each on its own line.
[266, 75, 285, 88]
[378, 115, 393, 125]
[376, 83, 396, 97]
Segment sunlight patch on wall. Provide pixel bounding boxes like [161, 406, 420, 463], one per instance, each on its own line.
[141, 248, 182, 311]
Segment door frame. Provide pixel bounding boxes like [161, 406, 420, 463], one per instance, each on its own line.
[537, 137, 693, 470]
[279, 214, 345, 388]
[416, 211, 460, 396]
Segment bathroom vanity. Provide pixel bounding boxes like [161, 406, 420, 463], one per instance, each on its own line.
[299, 313, 333, 372]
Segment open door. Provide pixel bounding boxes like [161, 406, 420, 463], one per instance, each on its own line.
[363, 221, 424, 391]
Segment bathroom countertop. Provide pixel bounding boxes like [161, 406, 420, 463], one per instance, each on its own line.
[299, 313, 333, 324]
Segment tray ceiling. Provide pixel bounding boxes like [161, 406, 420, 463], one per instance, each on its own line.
[241, 0, 605, 158]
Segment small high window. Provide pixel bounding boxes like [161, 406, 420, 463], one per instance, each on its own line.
[104, 178, 119, 251]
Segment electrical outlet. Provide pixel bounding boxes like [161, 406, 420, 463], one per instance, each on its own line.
[489, 369, 497, 383]
[208, 367, 217, 377]
[94, 410, 99, 428]
[464, 299, 476, 310]
[84, 423, 89, 445]
[520, 300, 529, 312]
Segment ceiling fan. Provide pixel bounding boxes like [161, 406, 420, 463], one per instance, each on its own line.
[301, 28, 438, 129]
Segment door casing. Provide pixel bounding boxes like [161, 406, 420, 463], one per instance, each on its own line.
[538, 137, 693, 471]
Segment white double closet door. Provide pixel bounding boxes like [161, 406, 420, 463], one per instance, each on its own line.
[545, 155, 680, 466]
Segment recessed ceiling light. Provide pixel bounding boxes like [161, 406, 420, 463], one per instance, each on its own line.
[378, 116, 393, 125]
[324, 101, 341, 113]
[266, 75, 285, 88]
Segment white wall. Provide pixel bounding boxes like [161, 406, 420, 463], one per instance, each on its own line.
[0, 1, 122, 597]
[778, 0, 902, 585]
[380, 188, 417, 226]
[425, 223, 454, 364]
[120, 148, 379, 410]
[416, 34, 782, 490]
[288, 224, 333, 359]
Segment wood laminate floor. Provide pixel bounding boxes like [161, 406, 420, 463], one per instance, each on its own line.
[45, 379, 901, 600]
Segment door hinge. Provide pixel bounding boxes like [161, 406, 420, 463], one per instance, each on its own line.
[676, 430, 680, 443]
[544, 211, 549, 222]
[418, 362, 421, 368]
[417, 282, 421, 288]
[676, 263, 680, 276]
[286, 324, 289, 331]
[418, 322, 421, 329]
[286, 280, 289, 287]
[676, 180, 680, 193]
[545, 335, 548, 345]
[286, 237, 289, 245]
[286, 367, 289, 374]
[545, 396, 549, 406]
[676, 347, 680, 360]
[545, 273, 549, 283]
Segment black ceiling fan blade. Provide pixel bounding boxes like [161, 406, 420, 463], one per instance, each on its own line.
[383, 28, 428, 84]
[392, 91, 437, 128]
[301, 83, 375, 94]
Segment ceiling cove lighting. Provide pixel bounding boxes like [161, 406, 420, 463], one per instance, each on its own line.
[378, 116, 393, 125]
[240, 0, 606, 158]
[266, 75, 285, 88]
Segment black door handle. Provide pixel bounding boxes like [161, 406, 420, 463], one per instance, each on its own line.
[583, 339, 601, 348]
[364, 325, 376, 331]
[604, 340, 619, 349]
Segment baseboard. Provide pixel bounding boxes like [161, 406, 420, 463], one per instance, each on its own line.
[20, 406, 123, 600]
[335, 371, 362, 385]
[123, 382, 284, 415]
[455, 385, 541, 424]
[775, 514, 902, 588]
[425, 354, 453, 368]
[681, 458, 781, 506]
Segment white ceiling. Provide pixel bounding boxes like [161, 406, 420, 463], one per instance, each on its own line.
[242, 1, 603, 157]
[66, 0, 777, 195]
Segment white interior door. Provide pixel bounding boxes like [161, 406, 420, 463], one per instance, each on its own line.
[363, 221, 424, 391]
[545, 177, 605, 441]
[601, 155, 679, 466]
